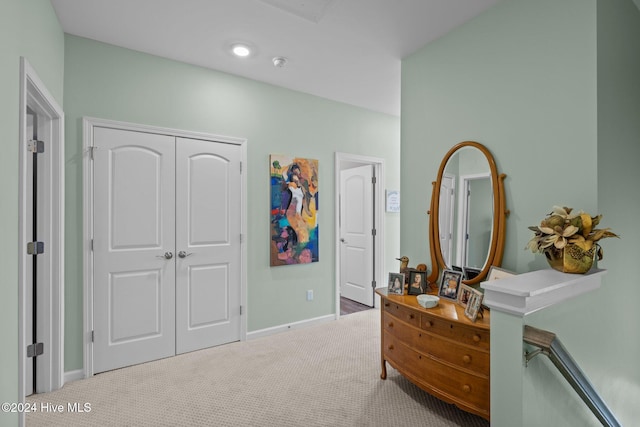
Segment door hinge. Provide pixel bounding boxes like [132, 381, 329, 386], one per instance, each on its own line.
[27, 241, 45, 255]
[27, 140, 45, 153]
[90, 239, 94, 251]
[240, 234, 243, 243]
[371, 228, 377, 236]
[371, 176, 377, 184]
[371, 280, 376, 288]
[240, 306, 243, 315]
[87, 146, 99, 160]
[91, 330, 95, 342]
[240, 161, 242, 173]
[27, 342, 44, 358]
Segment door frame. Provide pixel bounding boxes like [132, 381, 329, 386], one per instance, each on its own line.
[334, 152, 385, 318]
[82, 117, 247, 377]
[18, 57, 65, 412]
[455, 172, 490, 268]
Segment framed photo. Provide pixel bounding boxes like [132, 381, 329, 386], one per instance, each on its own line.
[462, 267, 481, 281]
[407, 270, 427, 295]
[438, 269, 462, 300]
[464, 288, 484, 322]
[457, 284, 475, 308]
[487, 266, 516, 281]
[387, 272, 405, 295]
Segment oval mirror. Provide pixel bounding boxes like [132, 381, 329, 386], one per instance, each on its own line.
[427, 141, 507, 286]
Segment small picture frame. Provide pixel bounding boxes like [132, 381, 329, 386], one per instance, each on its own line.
[486, 266, 516, 281]
[438, 269, 462, 300]
[387, 272, 405, 295]
[462, 267, 482, 281]
[464, 288, 484, 322]
[407, 270, 427, 295]
[457, 284, 475, 308]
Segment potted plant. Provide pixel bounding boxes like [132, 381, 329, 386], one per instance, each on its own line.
[526, 206, 619, 274]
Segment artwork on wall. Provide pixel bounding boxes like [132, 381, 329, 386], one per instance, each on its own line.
[270, 155, 319, 266]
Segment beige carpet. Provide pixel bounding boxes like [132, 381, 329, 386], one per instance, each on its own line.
[27, 309, 489, 427]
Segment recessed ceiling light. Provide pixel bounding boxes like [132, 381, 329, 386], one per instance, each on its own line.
[231, 44, 251, 57]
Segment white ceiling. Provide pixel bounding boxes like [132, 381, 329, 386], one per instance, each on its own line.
[51, 0, 500, 116]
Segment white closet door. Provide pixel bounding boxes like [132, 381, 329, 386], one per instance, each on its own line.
[93, 127, 176, 374]
[175, 138, 241, 354]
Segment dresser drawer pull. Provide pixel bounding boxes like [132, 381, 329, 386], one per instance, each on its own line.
[387, 322, 394, 328]
[384, 302, 390, 307]
[473, 334, 481, 343]
[387, 345, 394, 351]
[409, 313, 415, 320]
[462, 384, 471, 393]
[462, 355, 472, 364]
[424, 320, 433, 328]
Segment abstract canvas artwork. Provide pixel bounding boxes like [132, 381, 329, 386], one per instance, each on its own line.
[270, 155, 319, 266]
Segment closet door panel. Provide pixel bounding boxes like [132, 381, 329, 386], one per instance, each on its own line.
[175, 138, 242, 354]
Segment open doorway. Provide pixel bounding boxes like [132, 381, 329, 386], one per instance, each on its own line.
[334, 153, 384, 318]
[18, 57, 65, 413]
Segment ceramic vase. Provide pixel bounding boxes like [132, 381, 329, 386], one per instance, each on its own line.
[544, 244, 596, 274]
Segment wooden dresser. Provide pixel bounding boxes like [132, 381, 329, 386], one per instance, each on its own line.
[376, 288, 490, 420]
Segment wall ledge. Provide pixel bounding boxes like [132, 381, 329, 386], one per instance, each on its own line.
[481, 268, 606, 316]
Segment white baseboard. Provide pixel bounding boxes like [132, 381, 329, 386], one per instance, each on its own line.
[247, 314, 336, 340]
[64, 369, 85, 384]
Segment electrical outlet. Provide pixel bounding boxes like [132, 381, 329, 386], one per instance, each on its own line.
[306, 290, 313, 301]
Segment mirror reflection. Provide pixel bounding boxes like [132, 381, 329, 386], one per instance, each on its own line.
[439, 147, 493, 272]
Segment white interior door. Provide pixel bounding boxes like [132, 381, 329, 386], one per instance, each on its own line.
[339, 165, 374, 307]
[93, 127, 176, 373]
[175, 138, 241, 354]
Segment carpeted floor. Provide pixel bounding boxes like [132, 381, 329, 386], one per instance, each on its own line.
[26, 309, 489, 427]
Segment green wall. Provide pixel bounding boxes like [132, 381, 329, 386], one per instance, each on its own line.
[62, 35, 400, 372]
[401, 0, 639, 425]
[0, 2, 64, 426]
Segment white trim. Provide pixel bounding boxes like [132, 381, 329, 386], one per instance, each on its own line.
[246, 314, 336, 340]
[63, 369, 85, 384]
[334, 152, 385, 319]
[18, 57, 65, 426]
[82, 117, 248, 378]
[481, 268, 606, 316]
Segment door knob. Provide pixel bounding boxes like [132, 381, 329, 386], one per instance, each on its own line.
[156, 252, 173, 259]
[340, 238, 347, 243]
[178, 251, 193, 258]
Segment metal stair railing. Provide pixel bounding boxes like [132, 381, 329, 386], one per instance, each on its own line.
[523, 325, 621, 427]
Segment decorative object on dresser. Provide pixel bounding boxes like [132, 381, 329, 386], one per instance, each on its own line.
[416, 294, 439, 308]
[486, 265, 516, 281]
[377, 288, 491, 420]
[396, 255, 410, 276]
[387, 272, 405, 295]
[464, 287, 484, 322]
[457, 284, 475, 308]
[407, 270, 428, 295]
[526, 206, 619, 274]
[438, 269, 462, 301]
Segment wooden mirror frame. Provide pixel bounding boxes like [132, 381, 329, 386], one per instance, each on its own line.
[427, 141, 508, 286]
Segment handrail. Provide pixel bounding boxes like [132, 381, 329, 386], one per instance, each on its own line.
[523, 325, 621, 427]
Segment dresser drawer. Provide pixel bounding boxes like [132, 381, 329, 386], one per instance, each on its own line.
[420, 314, 489, 350]
[383, 300, 420, 327]
[384, 331, 489, 412]
[384, 313, 489, 376]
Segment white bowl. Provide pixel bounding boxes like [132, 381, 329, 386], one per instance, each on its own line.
[417, 294, 439, 309]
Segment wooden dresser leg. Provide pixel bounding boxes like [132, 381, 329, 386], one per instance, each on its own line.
[381, 359, 387, 379]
